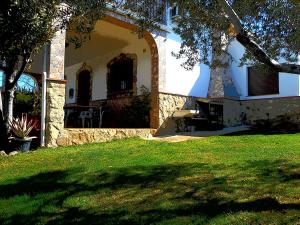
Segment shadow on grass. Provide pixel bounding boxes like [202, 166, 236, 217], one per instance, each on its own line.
[0, 161, 299, 225]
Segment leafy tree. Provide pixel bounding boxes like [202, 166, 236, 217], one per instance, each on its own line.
[0, 0, 107, 148]
[0, 0, 299, 148]
[169, 0, 300, 72]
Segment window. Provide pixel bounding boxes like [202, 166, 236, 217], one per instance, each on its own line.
[248, 66, 279, 96]
[107, 54, 137, 99]
[170, 4, 179, 23]
[170, 5, 179, 18]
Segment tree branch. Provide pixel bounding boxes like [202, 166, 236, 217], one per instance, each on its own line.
[217, 0, 300, 74]
[236, 33, 300, 74]
[216, 0, 243, 33]
[0, 65, 6, 71]
[7, 53, 30, 90]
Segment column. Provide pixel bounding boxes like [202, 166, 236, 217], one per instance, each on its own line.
[45, 30, 67, 147]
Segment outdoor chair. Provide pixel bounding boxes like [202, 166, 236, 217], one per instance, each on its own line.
[79, 109, 93, 128]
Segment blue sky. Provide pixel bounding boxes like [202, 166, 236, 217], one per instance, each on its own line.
[0, 71, 3, 87]
[0, 71, 36, 92]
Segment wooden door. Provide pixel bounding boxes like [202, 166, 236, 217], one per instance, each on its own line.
[77, 70, 91, 106]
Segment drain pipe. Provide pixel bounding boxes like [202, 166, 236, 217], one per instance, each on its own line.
[41, 44, 49, 147]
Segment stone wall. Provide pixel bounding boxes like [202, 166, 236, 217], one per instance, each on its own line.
[224, 97, 300, 127]
[158, 92, 197, 134]
[49, 92, 195, 147]
[48, 30, 66, 80]
[46, 29, 67, 147]
[56, 129, 156, 146]
[46, 80, 66, 147]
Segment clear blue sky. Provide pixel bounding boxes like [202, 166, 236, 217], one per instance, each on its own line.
[0, 71, 36, 92]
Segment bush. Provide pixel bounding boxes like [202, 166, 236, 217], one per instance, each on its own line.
[122, 86, 151, 128]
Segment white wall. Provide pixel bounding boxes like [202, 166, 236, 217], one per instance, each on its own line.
[164, 37, 210, 97]
[228, 40, 300, 100]
[160, 8, 211, 97]
[162, 20, 211, 97]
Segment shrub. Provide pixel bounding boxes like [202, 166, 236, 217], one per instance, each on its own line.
[9, 114, 36, 139]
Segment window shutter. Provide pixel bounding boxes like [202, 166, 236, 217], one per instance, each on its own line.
[248, 67, 279, 96]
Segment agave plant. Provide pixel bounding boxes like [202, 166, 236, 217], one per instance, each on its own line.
[9, 114, 36, 140]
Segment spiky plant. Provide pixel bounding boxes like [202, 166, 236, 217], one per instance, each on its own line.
[9, 114, 36, 140]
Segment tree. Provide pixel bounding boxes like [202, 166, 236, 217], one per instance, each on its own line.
[169, 0, 300, 73]
[0, 0, 165, 149]
[0, 0, 108, 149]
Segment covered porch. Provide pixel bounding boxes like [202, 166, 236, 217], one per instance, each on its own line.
[64, 17, 160, 129]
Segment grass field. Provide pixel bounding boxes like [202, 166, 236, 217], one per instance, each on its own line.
[0, 133, 300, 224]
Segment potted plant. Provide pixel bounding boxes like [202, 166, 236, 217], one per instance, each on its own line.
[9, 113, 37, 152]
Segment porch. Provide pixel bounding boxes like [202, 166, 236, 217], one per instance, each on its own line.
[63, 17, 159, 129]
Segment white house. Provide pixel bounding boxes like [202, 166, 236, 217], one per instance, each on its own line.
[6, 2, 300, 146]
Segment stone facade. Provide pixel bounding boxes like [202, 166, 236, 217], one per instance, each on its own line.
[48, 30, 66, 80]
[158, 92, 197, 134]
[46, 29, 67, 147]
[224, 97, 300, 127]
[46, 80, 66, 147]
[56, 129, 156, 146]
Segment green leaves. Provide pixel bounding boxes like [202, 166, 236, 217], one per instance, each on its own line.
[0, 0, 299, 76]
[9, 113, 36, 139]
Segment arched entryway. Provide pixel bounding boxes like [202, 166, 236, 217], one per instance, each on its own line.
[77, 70, 91, 106]
[65, 15, 159, 129]
[76, 63, 92, 106]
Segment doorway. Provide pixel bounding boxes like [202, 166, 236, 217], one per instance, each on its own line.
[77, 70, 91, 106]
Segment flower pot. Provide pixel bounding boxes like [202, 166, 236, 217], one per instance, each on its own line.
[12, 138, 33, 152]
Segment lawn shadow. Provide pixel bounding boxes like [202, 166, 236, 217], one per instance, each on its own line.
[0, 160, 299, 224]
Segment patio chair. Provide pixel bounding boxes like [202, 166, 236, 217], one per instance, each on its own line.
[79, 109, 93, 128]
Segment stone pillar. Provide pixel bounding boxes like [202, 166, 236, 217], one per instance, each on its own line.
[45, 30, 66, 147]
[208, 45, 239, 98]
[208, 55, 226, 98]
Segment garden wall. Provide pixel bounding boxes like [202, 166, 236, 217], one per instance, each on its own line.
[224, 97, 300, 127]
[55, 128, 156, 146]
[158, 92, 198, 135]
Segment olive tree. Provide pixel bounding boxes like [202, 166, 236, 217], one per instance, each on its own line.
[168, 0, 299, 72]
[0, 0, 108, 148]
[0, 0, 163, 148]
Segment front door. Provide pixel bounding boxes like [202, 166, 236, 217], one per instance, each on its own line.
[77, 70, 91, 106]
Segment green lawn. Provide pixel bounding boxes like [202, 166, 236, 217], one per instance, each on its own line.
[0, 133, 300, 225]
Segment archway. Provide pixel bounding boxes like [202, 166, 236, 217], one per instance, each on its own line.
[102, 16, 159, 129]
[65, 15, 160, 129]
[77, 70, 91, 106]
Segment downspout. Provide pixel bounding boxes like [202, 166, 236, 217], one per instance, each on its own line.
[0, 87, 2, 114]
[41, 44, 49, 147]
